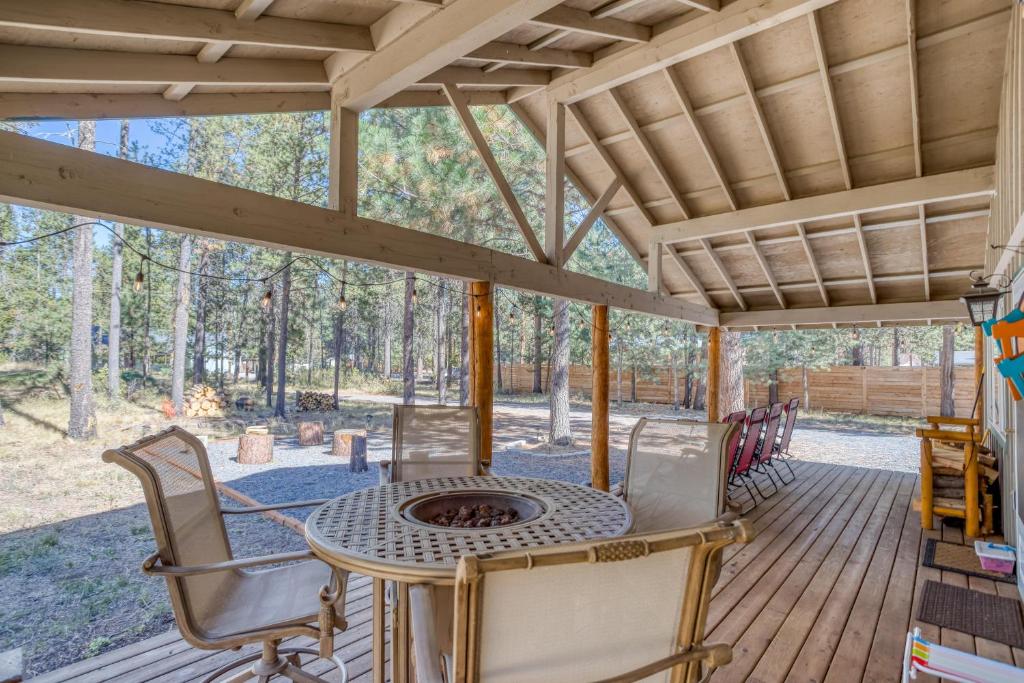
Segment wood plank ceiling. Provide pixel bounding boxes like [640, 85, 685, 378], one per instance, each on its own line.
[0, 0, 1011, 328]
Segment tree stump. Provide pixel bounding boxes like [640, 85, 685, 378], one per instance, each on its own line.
[298, 421, 325, 446]
[332, 429, 368, 472]
[238, 434, 273, 464]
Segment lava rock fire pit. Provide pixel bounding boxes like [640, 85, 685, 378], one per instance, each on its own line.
[399, 490, 547, 530]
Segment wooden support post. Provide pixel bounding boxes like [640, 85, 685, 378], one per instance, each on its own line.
[706, 326, 721, 422]
[471, 281, 494, 466]
[591, 304, 610, 491]
[965, 440, 980, 538]
[328, 103, 358, 216]
[975, 326, 984, 427]
[920, 437, 933, 530]
[545, 98, 565, 267]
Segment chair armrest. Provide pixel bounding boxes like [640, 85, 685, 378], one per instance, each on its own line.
[378, 461, 392, 486]
[915, 429, 978, 443]
[925, 416, 979, 428]
[142, 549, 317, 577]
[593, 643, 732, 683]
[408, 585, 446, 683]
[221, 499, 330, 514]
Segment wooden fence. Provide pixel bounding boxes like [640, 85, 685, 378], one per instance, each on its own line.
[496, 363, 977, 418]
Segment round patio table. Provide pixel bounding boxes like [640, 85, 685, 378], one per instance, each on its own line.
[305, 475, 632, 683]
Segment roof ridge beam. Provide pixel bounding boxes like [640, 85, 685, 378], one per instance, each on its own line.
[720, 301, 966, 328]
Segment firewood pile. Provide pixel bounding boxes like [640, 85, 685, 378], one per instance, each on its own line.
[296, 391, 333, 412]
[183, 385, 229, 417]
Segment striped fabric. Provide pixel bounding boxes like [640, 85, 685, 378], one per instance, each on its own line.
[902, 629, 1024, 683]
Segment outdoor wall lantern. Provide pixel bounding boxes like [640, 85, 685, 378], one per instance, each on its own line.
[960, 272, 1009, 326]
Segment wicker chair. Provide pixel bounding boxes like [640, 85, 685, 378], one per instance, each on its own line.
[617, 418, 740, 533]
[409, 519, 754, 683]
[103, 427, 349, 683]
[379, 405, 486, 485]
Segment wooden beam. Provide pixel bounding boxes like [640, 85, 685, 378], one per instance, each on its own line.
[720, 300, 967, 328]
[918, 205, 930, 300]
[471, 281, 494, 465]
[665, 245, 713, 308]
[591, 304, 610, 491]
[655, 167, 994, 244]
[562, 179, 621, 262]
[697, 268, 972, 297]
[608, 88, 690, 218]
[664, 68, 737, 210]
[700, 239, 746, 310]
[0, 92, 330, 121]
[0, 129, 717, 324]
[0, 0, 374, 53]
[745, 233, 786, 307]
[528, 30, 571, 51]
[852, 214, 877, 304]
[905, 0, 922, 177]
[508, 102, 642, 266]
[332, 0, 564, 110]
[567, 103, 656, 226]
[545, 98, 566, 268]
[808, 11, 851, 190]
[547, 0, 839, 104]
[648, 242, 664, 293]
[707, 326, 721, 422]
[328, 104, 358, 216]
[592, 0, 650, 18]
[0, 45, 327, 86]
[675, 0, 720, 11]
[377, 90, 507, 108]
[466, 42, 592, 69]
[730, 42, 790, 200]
[442, 83, 547, 263]
[796, 222, 829, 305]
[419, 67, 550, 87]
[530, 7, 651, 43]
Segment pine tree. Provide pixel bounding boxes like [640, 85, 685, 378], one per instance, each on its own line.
[549, 298, 571, 445]
[403, 272, 416, 403]
[170, 234, 193, 415]
[107, 120, 129, 401]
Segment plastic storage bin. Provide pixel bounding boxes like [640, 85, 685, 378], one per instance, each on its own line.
[974, 541, 1016, 575]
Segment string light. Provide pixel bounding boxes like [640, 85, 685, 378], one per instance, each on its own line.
[132, 255, 146, 293]
[260, 285, 273, 309]
[337, 292, 347, 311]
[412, 288, 418, 305]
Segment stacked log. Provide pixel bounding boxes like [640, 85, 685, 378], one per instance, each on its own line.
[296, 391, 333, 412]
[298, 421, 325, 446]
[184, 385, 229, 417]
[332, 429, 368, 472]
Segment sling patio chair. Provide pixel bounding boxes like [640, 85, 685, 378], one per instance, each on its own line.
[617, 418, 741, 532]
[408, 518, 754, 683]
[774, 397, 800, 460]
[729, 406, 774, 504]
[379, 405, 487, 485]
[753, 402, 796, 486]
[103, 426, 349, 683]
[722, 410, 747, 478]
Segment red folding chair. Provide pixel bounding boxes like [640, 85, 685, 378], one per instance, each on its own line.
[729, 406, 773, 502]
[721, 410, 747, 480]
[756, 402, 795, 485]
[774, 397, 800, 460]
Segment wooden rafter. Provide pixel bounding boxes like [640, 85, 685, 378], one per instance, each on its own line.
[545, 99, 566, 267]
[664, 68, 737, 211]
[655, 167, 994, 243]
[795, 223, 829, 305]
[647, 242, 664, 293]
[852, 214, 877, 304]
[608, 88, 690, 219]
[700, 238, 746, 310]
[567, 103, 657, 226]
[808, 11, 851, 190]
[918, 205, 930, 300]
[442, 83, 547, 263]
[674, 0, 720, 11]
[419, 67, 550, 86]
[593, 0, 651, 18]
[664, 246, 713, 308]
[745, 233, 786, 307]
[905, 0, 923, 177]
[466, 43, 592, 69]
[730, 42, 790, 200]
[701, 269, 972, 297]
[0, 92, 331, 120]
[721, 301, 966, 328]
[563, 179, 622, 262]
[531, 7, 651, 43]
[378, 90, 507, 108]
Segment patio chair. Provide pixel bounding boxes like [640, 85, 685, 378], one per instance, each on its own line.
[408, 518, 754, 683]
[379, 405, 486, 485]
[620, 418, 740, 532]
[722, 410, 747, 478]
[754, 402, 795, 486]
[730, 406, 774, 503]
[774, 397, 800, 460]
[102, 427, 349, 683]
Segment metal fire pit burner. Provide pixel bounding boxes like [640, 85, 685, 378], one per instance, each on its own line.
[398, 489, 548, 531]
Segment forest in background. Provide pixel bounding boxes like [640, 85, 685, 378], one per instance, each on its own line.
[0, 107, 977, 442]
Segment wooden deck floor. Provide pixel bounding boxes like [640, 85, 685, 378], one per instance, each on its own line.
[32, 460, 1023, 682]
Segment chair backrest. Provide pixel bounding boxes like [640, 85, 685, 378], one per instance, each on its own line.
[450, 520, 751, 683]
[758, 403, 785, 463]
[102, 427, 232, 643]
[776, 397, 800, 454]
[734, 406, 767, 477]
[392, 405, 481, 482]
[722, 410, 747, 474]
[623, 418, 739, 532]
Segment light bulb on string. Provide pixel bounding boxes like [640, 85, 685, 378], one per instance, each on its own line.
[412, 288, 418, 306]
[132, 255, 147, 293]
[260, 283, 273, 310]
[337, 292, 347, 311]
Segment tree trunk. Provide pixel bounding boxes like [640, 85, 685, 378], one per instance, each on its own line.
[718, 330, 745, 416]
[630, 365, 637, 403]
[851, 330, 864, 366]
[940, 324, 956, 416]
[332, 261, 347, 409]
[533, 297, 543, 393]
[549, 299, 572, 445]
[671, 349, 680, 411]
[436, 279, 448, 404]
[142, 229, 153, 386]
[616, 340, 622, 407]
[265, 285, 275, 408]
[892, 328, 900, 366]
[68, 120, 98, 439]
[693, 338, 707, 411]
[191, 243, 210, 385]
[768, 368, 779, 404]
[460, 282, 469, 406]
[107, 119, 129, 401]
[495, 299, 503, 393]
[171, 234, 193, 416]
[403, 272, 416, 403]
[274, 255, 292, 418]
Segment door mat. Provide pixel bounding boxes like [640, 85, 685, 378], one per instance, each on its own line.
[923, 539, 1016, 584]
[917, 580, 1024, 649]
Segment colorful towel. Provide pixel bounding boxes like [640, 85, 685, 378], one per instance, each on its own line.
[903, 629, 1024, 683]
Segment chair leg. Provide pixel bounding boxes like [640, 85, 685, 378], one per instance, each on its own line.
[749, 462, 779, 498]
[203, 645, 347, 683]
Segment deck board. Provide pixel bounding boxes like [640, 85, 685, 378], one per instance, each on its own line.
[32, 461, 1020, 683]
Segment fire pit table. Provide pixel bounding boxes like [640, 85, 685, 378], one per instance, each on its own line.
[305, 475, 632, 683]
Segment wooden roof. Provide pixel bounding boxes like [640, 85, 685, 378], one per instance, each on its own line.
[0, 0, 1011, 328]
